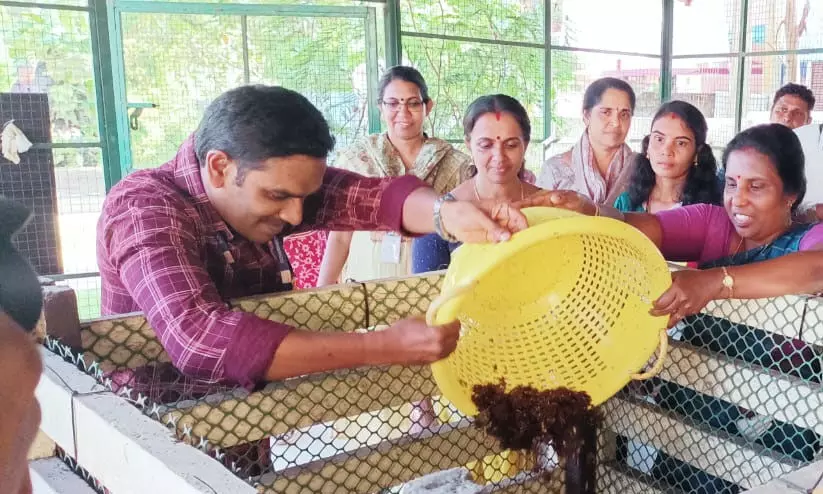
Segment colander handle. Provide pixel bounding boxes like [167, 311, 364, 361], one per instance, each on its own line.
[425, 282, 477, 326]
[630, 329, 669, 380]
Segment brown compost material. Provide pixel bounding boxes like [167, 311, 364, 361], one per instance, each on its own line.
[472, 380, 600, 461]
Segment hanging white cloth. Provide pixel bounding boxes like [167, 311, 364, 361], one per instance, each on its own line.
[1, 121, 33, 165]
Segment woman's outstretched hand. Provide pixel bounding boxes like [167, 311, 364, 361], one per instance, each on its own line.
[650, 269, 722, 327]
[514, 190, 597, 216]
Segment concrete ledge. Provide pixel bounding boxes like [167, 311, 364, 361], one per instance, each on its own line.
[743, 459, 823, 493]
[658, 342, 823, 435]
[36, 347, 255, 494]
[603, 397, 799, 489]
[31, 457, 96, 494]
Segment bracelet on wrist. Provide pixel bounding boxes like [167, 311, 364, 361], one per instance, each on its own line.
[433, 193, 459, 242]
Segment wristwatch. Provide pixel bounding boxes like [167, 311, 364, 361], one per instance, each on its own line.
[721, 266, 734, 299]
[433, 192, 459, 242]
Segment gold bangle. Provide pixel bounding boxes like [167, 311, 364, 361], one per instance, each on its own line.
[721, 266, 734, 299]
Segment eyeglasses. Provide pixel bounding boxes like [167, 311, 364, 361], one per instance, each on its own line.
[380, 99, 425, 113]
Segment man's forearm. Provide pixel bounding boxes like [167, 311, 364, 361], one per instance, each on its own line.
[264, 318, 460, 381]
[399, 188, 438, 235]
[264, 330, 388, 381]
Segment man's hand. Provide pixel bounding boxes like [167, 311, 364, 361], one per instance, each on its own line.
[377, 318, 461, 365]
[439, 200, 528, 243]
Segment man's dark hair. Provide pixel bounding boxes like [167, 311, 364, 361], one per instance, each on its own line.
[194, 85, 335, 178]
[772, 83, 816, 112]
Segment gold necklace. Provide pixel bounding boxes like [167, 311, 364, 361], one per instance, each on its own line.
[473, 178, 525, 202]
[734, 236, 745, 255]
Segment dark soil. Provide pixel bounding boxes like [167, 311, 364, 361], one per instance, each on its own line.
[472, 380, 600, 460]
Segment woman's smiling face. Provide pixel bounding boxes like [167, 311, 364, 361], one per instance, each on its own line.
[723, 147, 796, 244]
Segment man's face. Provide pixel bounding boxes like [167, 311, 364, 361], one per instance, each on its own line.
[770, 94, 812, 129]
[203, 152, 326, 243]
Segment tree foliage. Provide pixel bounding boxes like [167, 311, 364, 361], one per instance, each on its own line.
[0, 1, 573, 172]
[0, 6, 98, 159]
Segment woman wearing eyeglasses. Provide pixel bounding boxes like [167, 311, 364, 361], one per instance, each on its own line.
[317, 66, 471, 286]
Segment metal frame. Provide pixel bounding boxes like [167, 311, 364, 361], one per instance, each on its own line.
[8, 0, 823, 189]
[365, 7, 381, 134]
[384, 0, 401, 67]
[398, 2, 662, 144]
[544, 0, 552, 142]
[669, 0, 823, 135]
[103, 0, 379, 177]
[0, 1, 87, 11]
[734, 0, 750, 135]
[1, 0, 120, 186]
[660, 0, 674, 102]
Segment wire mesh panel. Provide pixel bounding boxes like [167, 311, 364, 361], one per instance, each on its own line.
[550, 0, 661, 55]
[401, 36, 545, 174]
[59, 274, 563, 492]
[402, 38, 545, 143]
[673, 0, 742, 56]
[0, 4, 105, 314]
[547, 51, 661, 155]
[400, 0, 548, 172]
[0, 6, 99, 143]
[246, 15, 371, 150]
[119, 8, 377, 168]
[119, 13, 245, 170]
[399, 0, 544, 44]
[742, 0, 823, 124]
[599, 295, 822, 494]
[746, 0, 823, 55]
[670, 57, 739, 150]
[161, 0, 380, 5]
[742, 54, 823, 129]
[38, 270, 823, 493]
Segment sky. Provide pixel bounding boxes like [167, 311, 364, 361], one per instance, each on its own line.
[559, 0, 823, 73]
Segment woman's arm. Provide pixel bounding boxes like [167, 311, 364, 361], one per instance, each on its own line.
[720, 250, 823, 298]
[653, 249, 823, 327]
[517, 190, 724, 261]
[316, 231, 353, 286]
[517, 190, 666, 247]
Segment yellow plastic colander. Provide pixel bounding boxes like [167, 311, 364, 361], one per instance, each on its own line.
[426, 207, 672, 416]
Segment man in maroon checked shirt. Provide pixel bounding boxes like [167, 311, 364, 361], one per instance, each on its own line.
[97, 85, 526, 398]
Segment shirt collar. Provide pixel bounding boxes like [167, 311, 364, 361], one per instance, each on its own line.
[170, 134, 234, 240]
